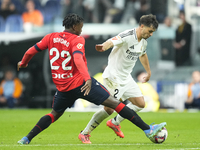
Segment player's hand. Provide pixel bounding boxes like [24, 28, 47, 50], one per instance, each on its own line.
[142, 73, 151, 83]
[17, 61, 28, 71]
[95, 44, 104, 52]
[81, 79, 92, 96]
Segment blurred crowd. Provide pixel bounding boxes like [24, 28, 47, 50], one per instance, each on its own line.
[0, 0, 169, 32]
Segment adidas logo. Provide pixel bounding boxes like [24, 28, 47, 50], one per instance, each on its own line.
[129, 45, 134, 49]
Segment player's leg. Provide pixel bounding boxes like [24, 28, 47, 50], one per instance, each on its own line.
[81, 107, 113, 135]
[102, 78, 126, 137]
[79, 77, 166, 143]
[111, 96, 145, 125]
[7, 97, 16, 108]
[18, 109, 63, 144]
[79, 106, 112, 144]
[105, 78, 144, 137]
[108, 79, 145, 127]
[79, 77, 122, 143]
[102, 95, 166, 138]
[102, 95, 149, 130]
[18, 90, 75, 144]
[80, 78, 121, 138]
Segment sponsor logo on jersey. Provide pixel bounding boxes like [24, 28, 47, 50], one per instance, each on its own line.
[77, 43, 83, 49]
[112, 36, 121, 40]
[52, 73, 73, 79]
[126, 49, 140, 61]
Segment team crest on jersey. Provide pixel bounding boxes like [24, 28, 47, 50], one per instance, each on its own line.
[112, 36, 121, 40]
[77, 43, 83, 49]
[140, 46, 143, 51]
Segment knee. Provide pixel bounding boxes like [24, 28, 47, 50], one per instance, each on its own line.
[139, 101, 146, 108]
[131, 98, 145, 108]
[104, 106, 114, 115]
[50, 110, 63, 122]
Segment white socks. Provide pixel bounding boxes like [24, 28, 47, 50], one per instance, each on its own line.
[81, 103, 143, 134]
[111, 103, 143, 125]
[81, 108, 109, 135]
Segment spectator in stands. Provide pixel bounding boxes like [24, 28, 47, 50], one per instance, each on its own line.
[163, 16, 172, 28]
[0, 69, 23, 108]
[160, 16, 175, 61]
[22, 0, 43, 32]
[120, 0, 137, 24]
[0, 0, 17, 19]
[82, 0, 96, 23]
[135, 0, 150, 23]
[185, 71, 200, 109]
[173, 10, 192, 66]
[103, 0, 125, 23]
[136, 71, 160, 112]
[0, 53, 16, 72]
[150, 0, 167, 23]
[61, 0, 73, 18]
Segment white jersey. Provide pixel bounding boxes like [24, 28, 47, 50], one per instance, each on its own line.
[102, 28, 147, 84]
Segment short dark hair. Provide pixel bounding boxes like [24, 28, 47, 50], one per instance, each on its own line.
[62, 13, 84, 29]
[179, 10, 185, 15]
[139, 14, 159, 30]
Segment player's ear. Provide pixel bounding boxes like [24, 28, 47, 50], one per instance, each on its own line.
[72, 25, 76, 31]
[140, 24, 145, 29]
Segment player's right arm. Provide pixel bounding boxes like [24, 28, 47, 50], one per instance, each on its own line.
[96, 34, 125, 52]
[17, 46, 39, 71]
[18, 34, 50, 71]
[96, 40, 113, 52]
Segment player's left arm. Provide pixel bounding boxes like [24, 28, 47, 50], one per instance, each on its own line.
[72, 37, 92, 96]
[139, 53, 151, 83]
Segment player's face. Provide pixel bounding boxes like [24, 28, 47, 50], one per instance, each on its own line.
[141, 25, 156, 39]
[74, 22, 83, 35]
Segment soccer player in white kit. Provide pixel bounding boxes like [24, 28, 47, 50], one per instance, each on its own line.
[79, 14, 163, 143]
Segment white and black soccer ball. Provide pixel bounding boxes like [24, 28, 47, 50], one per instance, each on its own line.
[149, 127, 168, 144]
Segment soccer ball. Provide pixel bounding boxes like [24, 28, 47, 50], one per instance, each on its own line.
[149, 127, 168, 144]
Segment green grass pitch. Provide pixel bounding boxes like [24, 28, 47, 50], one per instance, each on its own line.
[0, 109, 200, 150]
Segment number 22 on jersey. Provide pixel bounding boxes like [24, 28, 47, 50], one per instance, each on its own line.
[50, 47, 73, 79]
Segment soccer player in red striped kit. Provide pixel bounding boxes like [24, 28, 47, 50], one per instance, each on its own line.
[17, 13, 166, 145]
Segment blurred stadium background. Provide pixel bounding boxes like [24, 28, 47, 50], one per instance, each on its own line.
[0, 0, 200, 111]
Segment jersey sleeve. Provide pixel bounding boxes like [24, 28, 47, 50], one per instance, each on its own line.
[20, 46, 39, 66]
[110, 35, 124, 46]
[34, 33, 51, 51]
[73, 53, 91, 81]
[20, 34, 51, 66]
[71, 36, 85, 53]
[72, 36, 91, 81]
[110, 29, 135, 46]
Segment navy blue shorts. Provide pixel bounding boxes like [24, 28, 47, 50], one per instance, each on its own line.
[52, 77, 110, 113]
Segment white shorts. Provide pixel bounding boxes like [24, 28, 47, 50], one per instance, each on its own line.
[103, 77, 143, 101]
